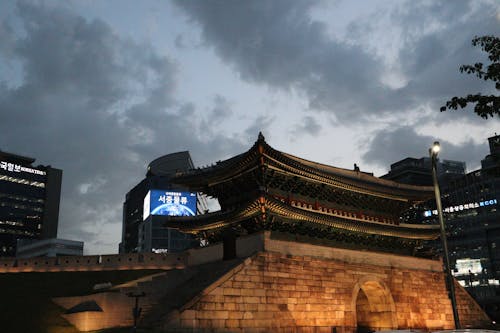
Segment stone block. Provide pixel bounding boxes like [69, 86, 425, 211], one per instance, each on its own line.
[225, 319, 241, 328]
[315, 318, 337, 326]
[223, 288, 241, 296]
[296, 285, 310, 292]
[202, 302, 220, 311]
[209, 287, 224, 296]
[195, 311, 229, 320]
[181, 310, 196, 320]
[234, 274, 251, 282]
[250, 276, 263, 283]
[222, 302, 237, 311]
[224, 295, 243, 303]
[240, 303, 259, 311]
[243, 296, 261, 303]
[179, 318, 198, 328]
[201, 294, 224, 303]
[253, 311, 275, 320]
[228, 311, 244, 319]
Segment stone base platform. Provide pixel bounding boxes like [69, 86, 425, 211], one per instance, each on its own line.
[54, 231, 491, 332]
[165, 231, 489, 332]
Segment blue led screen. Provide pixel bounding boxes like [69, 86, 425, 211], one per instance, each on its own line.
[148, 190, 197, 217]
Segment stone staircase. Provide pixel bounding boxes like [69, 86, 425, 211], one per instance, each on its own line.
[109, 269, 193, 324]
[111, 258, 245, 329]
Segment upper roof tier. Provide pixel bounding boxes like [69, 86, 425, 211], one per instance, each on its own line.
[171, 133, 434, 203]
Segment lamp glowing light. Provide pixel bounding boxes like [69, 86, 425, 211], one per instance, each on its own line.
[431, 141, 440, 155]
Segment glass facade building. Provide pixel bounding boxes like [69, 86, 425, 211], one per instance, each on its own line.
[422, 135, 500, 318]
[120, 151, 207, 253]
[138, 216, 198, 253]
[385, 134, 500, 319]
[381, 156, 466, 186]
[0, 150, 62, 256]
[16, 238, 83, 258]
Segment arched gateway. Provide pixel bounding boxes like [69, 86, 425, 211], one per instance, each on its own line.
[352, 276, 397, 332]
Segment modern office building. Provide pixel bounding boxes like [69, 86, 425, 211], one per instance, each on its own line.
[381, 156, 466, 186]
[120, 151, 208, 254]
[16, 238, 83, 258]
[434, 134, 500, 317]
[387, 134, 500, 318]
[0, 150, 62, 257]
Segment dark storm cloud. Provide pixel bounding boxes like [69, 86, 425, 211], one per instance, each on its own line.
[393, 1, 500, 122]
[193, 95, 235, 141]
[174, 34, 185, 49]
[244, 114, 275, 141]
[174, 0, 388, 119]
[0, 19, 15, 56]
[0, 2, 246, 253]
[174, 0, 499, 123]
[363, 1, 499, 126]
[209, 94, 233, 123]
[362, 126, 489, 172]
[290, 116, 321, 138]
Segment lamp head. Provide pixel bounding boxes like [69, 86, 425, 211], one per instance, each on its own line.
[431, 141, 440, 155]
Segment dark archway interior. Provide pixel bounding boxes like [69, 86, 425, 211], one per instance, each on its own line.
[356, 281, 395, 332]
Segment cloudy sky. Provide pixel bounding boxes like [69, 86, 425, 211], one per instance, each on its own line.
[1, 0, 498, 254]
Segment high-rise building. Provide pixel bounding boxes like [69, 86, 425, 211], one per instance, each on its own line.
[381, 156, 466, 186]
[16, 238, 83, 258]
[386, 134, 500, 318]
[429, 134, 500, 317]
[120, 151, 207, 254]
[0, 150, 62, 256]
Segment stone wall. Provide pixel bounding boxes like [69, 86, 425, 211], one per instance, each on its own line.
[0, 232, 264, 273]
[0, 252, 188, 273]
[7, 232, 489, 332]
[166, 234, 489, 333]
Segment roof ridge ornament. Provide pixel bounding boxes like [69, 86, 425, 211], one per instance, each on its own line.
[256, 132, 266, 156]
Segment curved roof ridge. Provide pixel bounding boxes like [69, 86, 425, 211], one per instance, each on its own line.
[280, 151, 434, 192]
[169, 134, 433, 201]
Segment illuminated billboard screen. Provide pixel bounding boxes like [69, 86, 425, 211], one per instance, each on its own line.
[454, 258, 482, 275]
[143, 190, 197, 220]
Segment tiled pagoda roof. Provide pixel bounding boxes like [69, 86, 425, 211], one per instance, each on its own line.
[163, 194, 439, 240]
[172, 133, 433, 203]
[162, 134, 439, 243]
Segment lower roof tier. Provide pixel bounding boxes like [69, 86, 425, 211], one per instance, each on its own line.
[160, 194, 439, 241]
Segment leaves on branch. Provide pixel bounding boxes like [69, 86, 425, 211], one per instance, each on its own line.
[441, 35, 500, 119]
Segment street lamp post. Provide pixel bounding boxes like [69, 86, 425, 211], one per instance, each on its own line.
[429, 141, 460, 329]
[127, 291, 146, 333]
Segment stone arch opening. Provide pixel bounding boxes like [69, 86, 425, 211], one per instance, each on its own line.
[352, 276, 397, 333]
